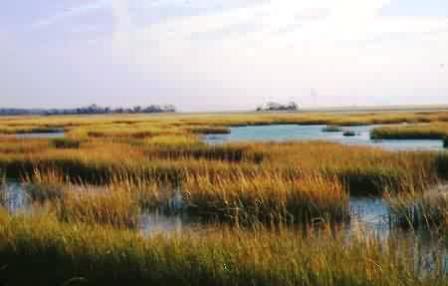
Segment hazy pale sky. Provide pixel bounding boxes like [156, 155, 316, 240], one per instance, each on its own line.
[1, 0, 447, 111]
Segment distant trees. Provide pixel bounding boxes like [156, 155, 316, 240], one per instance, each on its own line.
[0, 104, 177, 116]
[256, 101, 299, 112]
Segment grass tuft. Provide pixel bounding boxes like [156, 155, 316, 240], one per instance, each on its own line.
[182, 173, 349, 224]
[388, 185, 448, 230]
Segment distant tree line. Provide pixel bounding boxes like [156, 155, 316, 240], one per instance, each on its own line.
[0, 104, 176, 116]
[256, 101, 299, 112]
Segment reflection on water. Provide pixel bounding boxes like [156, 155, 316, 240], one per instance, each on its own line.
[0, 182, 30, 213]
[139, 210, 199, 235]
[348, 197, 392, 240]
[350, 197, 389, 231]
[204, 124, 444, 151]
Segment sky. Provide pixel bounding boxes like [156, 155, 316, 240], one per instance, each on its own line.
[1, 0, 448, 111]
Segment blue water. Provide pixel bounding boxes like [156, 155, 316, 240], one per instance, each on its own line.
[205, 124, 444, 151]
[15, 132, 65, 139]
[349, 197, 389, 234]
[0, 182, 30, 213]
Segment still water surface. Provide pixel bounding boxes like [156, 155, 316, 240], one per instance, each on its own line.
[205, 124, 444, 151]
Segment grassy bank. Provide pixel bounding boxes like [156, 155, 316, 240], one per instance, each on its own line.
[371, 123, 448, 140]
[0, 212, 446, 286]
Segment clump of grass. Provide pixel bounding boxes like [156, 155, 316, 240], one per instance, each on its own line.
[23, 170, 165, 227]
[388, 185, 448, 230]
[145, 144, 265, 163]
[182, 173, 348, 224]
[23, 169, 67, 202]
[188, 126, 231, 135]
[322, 125, 343, 132]
[55, 185, 140, 228]
[0, 212, 446, 286]
[343, 130, 356, 137]
[51, 138, 81, 149]
[108, 175, 175, 210]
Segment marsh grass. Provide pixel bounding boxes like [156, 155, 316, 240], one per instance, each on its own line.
[144, 144, 265, 163]
[0, 212, 446, 286]
[182, 173, 349, 224]
[55, 185, 140, 228]
[388, 185, 448, 230]
[21, 169, 349, 226]
[371, 123, 448, 140]
[0, 138, 49, 154]
[0, 139, 444, 198]
[188, 125, 231, 134]
[107, 175, 176, 210]
[23, 169, 67, 202]
[2, 112, 448, 285]
[22, 171, 164, 227]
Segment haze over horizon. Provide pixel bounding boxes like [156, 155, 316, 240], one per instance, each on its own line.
[1, 0, 448, 112]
